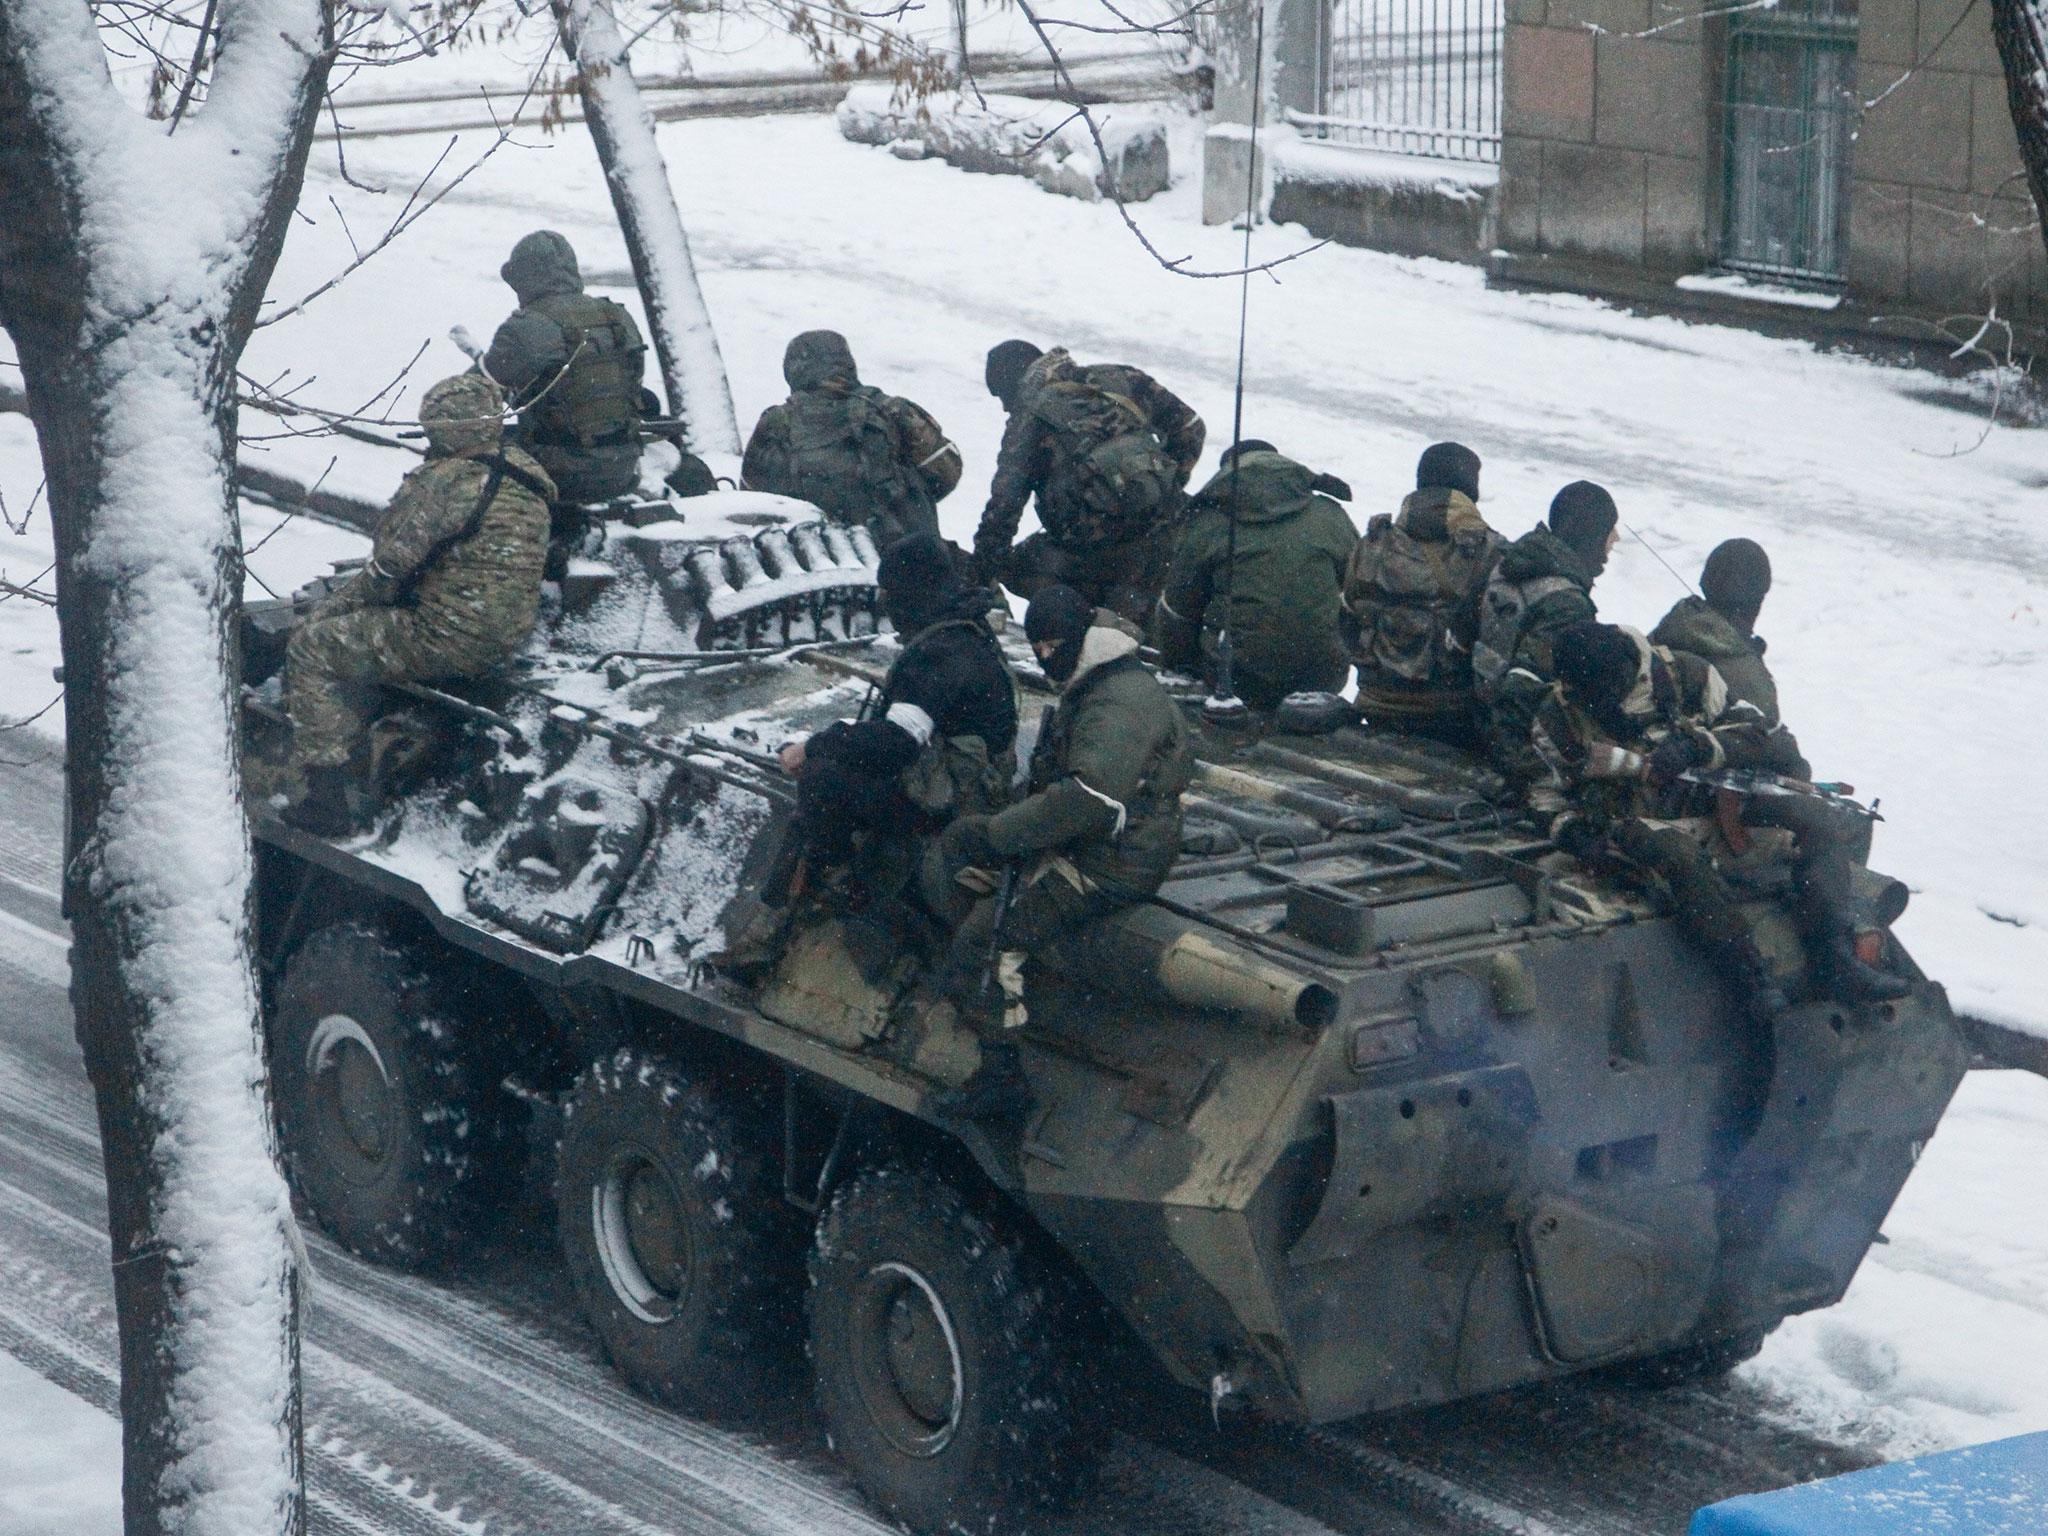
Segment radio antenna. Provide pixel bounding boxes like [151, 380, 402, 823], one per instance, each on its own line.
[1206, 1, 1264, 725]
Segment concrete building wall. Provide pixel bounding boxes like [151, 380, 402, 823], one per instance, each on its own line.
[1496, 0, 2048, 329]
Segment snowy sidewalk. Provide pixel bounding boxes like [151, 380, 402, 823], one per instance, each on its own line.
[0, 1352, 118, 1536]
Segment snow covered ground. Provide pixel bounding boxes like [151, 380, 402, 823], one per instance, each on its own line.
[0, 1352, 119, 1536]
[5, 82, 2048, 1502]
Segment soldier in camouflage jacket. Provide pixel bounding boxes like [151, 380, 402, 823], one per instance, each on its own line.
[972, 340, 1205, 624]
[741, 330, 961, 547]
[284, 373, 553, 835]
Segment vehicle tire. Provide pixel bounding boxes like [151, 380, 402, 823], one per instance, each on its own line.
[270, 918, 507, 1270]
[1598, 1325, 1773, 1390]
[555, 1048, 800, 1418]
[809, 1165, 1100, 1534]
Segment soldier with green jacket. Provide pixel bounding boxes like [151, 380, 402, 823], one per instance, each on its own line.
[1473, 480, 1618, 768]
[741, 330, 961, 547]
[1651, 538, 1787, 728]
[1152, 440, 1358, 709]
[1343, 441, 1502, 745]
[934, 586, 1194, 1119]
[972, 340, 1206, 625]
[484, 230, 649, 507]
[284, 374, 554, 836]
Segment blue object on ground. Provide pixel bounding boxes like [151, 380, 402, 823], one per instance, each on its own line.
[1689, 1431, 2048, 1535]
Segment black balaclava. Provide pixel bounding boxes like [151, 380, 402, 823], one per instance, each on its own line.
[876, 532, 961, 636]
[1415, 441, 1482, 502]
[1025, 583, 1095, 685]
[985, 340, 1043, 410]
[1218, 438, 1278, 470]
[1553, 620, 1641, 738]
[1699, 537, 1772, 634]
[783, 329, 859, 393]
[1549, 481, 1620, 575]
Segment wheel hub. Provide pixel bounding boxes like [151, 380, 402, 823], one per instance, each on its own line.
[306, 1014, 395, 1168]
[851, 1262, 963, 1457]
[592, 1148, 694, 1325]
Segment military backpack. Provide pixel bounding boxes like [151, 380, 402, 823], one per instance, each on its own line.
[1471, 569, 1584, 703]
[778, 388, 933, 536]
[1346, 515, 1496, 688]
[520, 292, 645, 452]
[1031, 378, 1177, 549]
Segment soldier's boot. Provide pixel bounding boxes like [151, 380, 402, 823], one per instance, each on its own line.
[283, 763, 369, 838]
[930, 1038, 1034, 1124]
[1819, 929, 1912, 1004]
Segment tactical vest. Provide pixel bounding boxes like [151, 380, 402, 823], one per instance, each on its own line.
[1472, 571, 1583, 702]
[778, 388, 933, 533]
[1348, 514, 1496, 688]
[520, 293, 644, 451]
[1031, 379, 1176, 549]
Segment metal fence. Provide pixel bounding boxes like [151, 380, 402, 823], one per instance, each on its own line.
[1295, 0, 1504, 163]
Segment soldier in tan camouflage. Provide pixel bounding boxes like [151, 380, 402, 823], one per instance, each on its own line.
[283, 373, 555, 836]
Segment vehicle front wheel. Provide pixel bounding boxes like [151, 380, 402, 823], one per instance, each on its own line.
[556, 1048, 800, 1418]
[270, 918, 508, 1270]
[809, 1165, 1100, 1534]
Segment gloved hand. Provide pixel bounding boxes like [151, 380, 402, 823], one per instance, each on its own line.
[1648, 730, 1709, 787]
[941, 814, 999, 877]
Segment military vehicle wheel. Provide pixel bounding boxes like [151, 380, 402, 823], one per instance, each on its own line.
[809, 1166, 1100, 1534]
[555, 1049, 799, 1418]
[271, 919, 506, 1270]
[1598, 1326, 1773, 1390]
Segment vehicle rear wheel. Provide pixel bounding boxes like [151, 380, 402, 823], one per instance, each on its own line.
[809, 1166, 1100, 1534]
[270, 918, 508, 1270]
[555, 1048, 800, 1417]
[1597, 1325, 1773, 1389]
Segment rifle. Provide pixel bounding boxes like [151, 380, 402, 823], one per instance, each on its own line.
[1677, 767, 1881, 821]
[979, 863, 1022, 1011]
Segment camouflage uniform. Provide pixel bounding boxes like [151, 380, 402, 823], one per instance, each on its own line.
[1651, 595, 1784, 729]
[1342, 486, 1502, 744]
[483, 230, 648, 506]
[286, 374, 554, 770]
[973, 348, 1205, 624]
[1153, 449, 1358, 710]
[741, 330, 960, 548]
[1472, 524, 1600, 769]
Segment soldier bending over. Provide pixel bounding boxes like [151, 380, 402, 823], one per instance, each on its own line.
[284, 374, 553, 836]
[972, 340, 1205, 625]
[934, 585, 1194, 1120]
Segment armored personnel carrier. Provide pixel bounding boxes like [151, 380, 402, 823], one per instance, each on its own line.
[240, 496, 1969, 1536]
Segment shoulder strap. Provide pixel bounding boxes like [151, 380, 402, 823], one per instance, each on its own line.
[396, 457, 508, 603]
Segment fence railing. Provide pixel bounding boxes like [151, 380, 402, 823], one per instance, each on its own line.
[1307, 0, 1503, 164]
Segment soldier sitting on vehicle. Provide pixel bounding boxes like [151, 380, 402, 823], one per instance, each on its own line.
[1151, 439, 1358, 710]
[1342, 441, 1503, 748]
[932, 585, 1194, 1121]
[1518, 620, 1907, 1019]
[1651, 538, 1795, 735]
[741, 330, 962, 548]
[484, 230, 650, 515]
[1474, 479, 1618, 770]
[283, 374, 553, 837]
[771, 533, 1017, 935]
[972, 339, 1206, 626]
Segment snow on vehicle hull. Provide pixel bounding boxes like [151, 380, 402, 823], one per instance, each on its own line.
[240, 498, 1968, 1444]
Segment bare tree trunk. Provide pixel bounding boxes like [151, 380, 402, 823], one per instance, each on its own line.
[1991, 0, 2048, 257]
[0, 2, 333, 1529]
[552, 0, 742, 458]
